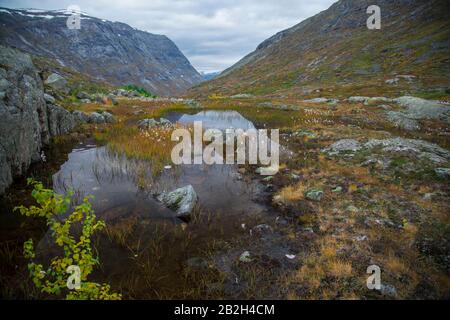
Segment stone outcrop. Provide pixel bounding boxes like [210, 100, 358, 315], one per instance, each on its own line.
[0, 46, 79, 194]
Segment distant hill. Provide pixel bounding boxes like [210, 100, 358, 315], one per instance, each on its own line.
[189, 0, 450, 99]
[0, 7, 203, 96]
[201, 71, 222, 81]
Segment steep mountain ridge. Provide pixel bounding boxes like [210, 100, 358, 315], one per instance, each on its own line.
[190, 0, 450, 98]
[0, 7, 203, 96]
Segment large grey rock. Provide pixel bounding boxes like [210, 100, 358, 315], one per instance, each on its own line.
[44, 73, 69, 94]
[348, 96, 393, 105]
[88, 112, 105, 124]
[43, 93, 56, 104]
[0, 45, 49, 194]
[72, 110, 89, 123]
[394, 96, 450, 121]
[138, 118, 159, 129]
[137, 117, 172, 129]
[387, 96, 450, 130]
[76, 91, 91, 100]
[386, 111, 421, 131]
[324, 139, 362, 155]
[47, 104, 76, 136]
[157, 185, 198, 218]
[365, 138, 450, 164]
[303, 97, 339, 104]
[102, 112, 116, 123]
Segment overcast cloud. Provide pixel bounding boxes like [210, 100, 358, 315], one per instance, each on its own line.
[0, 0, 336, 73]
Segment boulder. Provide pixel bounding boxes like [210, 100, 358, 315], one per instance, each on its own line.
[88, 112, 105, 124]
[138, 118, 159, 129]
[76, 91, 91, 100]
[44, 73, 69, 94]
[230, 93, 254, 99]
[348, 96, 393, 105]
[364, 138, 450, 164]
[324, 139, 362, 155]
[386, 111, 420, 131]
[393, 96, 450, 123]
[102, 112, 116, 123]
[43, 93, 56, 104]
[157, 185, 198, 218]
[137, 118, 171, 129]
[159, 118, 172, 126]
[109, 95, 118, 106]
[303, 97, 339, 104]
[72, 110, 89, 123]
[46, 104, 76, 136]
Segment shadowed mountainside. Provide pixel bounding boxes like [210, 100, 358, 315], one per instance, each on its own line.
[0, 7, 203, 96]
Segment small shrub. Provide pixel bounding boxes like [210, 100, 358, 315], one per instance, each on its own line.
[15, 179, 121, 300]
[122, 84, 156, 98]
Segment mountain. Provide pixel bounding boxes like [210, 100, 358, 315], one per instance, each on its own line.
[0, 8, 203, 96]
[189, 0, 450, 98]
[201, 71, 221, 81]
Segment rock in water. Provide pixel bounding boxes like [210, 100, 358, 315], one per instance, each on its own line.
[157, 185, 198, 218]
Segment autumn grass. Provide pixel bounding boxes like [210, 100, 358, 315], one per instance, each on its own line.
[94, 123, 177, 175]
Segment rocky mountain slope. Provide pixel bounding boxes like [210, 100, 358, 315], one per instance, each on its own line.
[0, 8, 203, 96]
[189, 0, 450, 98]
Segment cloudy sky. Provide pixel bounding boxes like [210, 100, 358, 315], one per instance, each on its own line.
[0, 0, 336, 73]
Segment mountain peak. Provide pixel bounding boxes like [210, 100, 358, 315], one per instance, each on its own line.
[0, 7, 203, 96]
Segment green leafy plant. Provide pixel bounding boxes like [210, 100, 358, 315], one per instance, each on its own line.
[15, 179, 121, 300]
[122, 84, 156, 98]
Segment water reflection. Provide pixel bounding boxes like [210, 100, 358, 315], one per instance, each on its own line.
[53, 111, 268, 222]
[165, 110, 256, 130]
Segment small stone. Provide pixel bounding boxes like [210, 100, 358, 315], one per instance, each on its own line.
[239, 251, 253, 263]
[305, 189, 324, 202]
[185, 257, 208, 270]
[435, 167, 450, 179]
[252, 224, 273, 235]
[380, 284, 398, 298]
[347, 205, 359, 213]
[332, 186, 343, 193]
[355, 235, 368, 241]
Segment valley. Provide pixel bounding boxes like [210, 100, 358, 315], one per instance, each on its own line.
[0, 0, 449, 301]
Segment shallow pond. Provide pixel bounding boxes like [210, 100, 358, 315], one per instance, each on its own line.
[1, 110, 277, 299]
